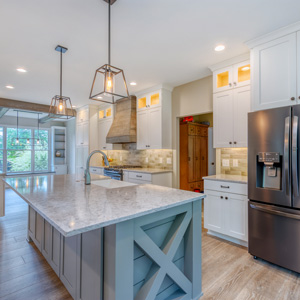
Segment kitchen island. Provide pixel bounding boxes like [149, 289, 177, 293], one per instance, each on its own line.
[3, 174, 204, 300]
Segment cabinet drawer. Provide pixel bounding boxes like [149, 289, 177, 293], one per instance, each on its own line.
[204, 180, 247, 195]
[128, 172, 152, 182]
[188, 125, 197, 136]
[90, 167, 103, 175]
[197, 127, 208, 137]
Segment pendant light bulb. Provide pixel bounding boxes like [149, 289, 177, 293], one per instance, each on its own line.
[37, 139, 40, 144]
[26, 138, 30, 144]
[57, 99, 65, 114]
[106, 71, 114, 93]
[16, 138, 19, 144]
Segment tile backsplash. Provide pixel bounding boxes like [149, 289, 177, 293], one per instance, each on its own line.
[219, 148, 247, 176]
[93, 144, 173, 170]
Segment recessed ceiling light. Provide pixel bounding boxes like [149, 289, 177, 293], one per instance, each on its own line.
[130, 82, 137, 86]
[6, 85, 14, 89]
[17, 68, 27, 73]
[215, 45, 225, 52]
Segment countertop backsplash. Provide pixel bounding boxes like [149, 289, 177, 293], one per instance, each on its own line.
[220, 148, 247, 176]
[92, 144, 173, 170]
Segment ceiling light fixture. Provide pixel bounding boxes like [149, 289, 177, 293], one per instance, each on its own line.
[49, 45, 75, 119]
[130, 82, 137, 86]
[6, 85, 14, 89]
[17, 68, 27, 73]
[89, 0, 129, 104]
[215, 45, 225, 52]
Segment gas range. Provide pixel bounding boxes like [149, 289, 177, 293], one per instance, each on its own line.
[103, 165, 142, 181]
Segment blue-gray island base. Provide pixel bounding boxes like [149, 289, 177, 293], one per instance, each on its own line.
[3, 175, 204, 300]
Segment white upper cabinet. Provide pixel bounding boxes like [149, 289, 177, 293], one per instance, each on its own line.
[213, 60, 250, 93]
[77, 107, 89, 124]
[251, 33, 297, 111]
[136, 86, 172, 150]
[98, 105, 113, 122]
[213, 86, 250, 148]
[76, 121, 89, 146]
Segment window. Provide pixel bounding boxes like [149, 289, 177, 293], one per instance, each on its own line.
[0, 127, 3, 173]
[5, 127, 50, 173]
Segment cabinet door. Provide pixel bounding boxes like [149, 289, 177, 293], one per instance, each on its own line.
[137, 110, 148, 150]
[76, 123, 84, 146]
[224, 194, 248, 242]
[200, 136, 208, 180]
[233, 60, 251, 88]
[60, 235, 79, 299]
[252, 33, 297, 111]
[188, 136, 195, 182]
[137, 95, 148, 111]
[149, 92, 161, 108]
[204, 191, 225, 233]
[194, 137, 201, 181]
[98, 119, 112, 150]
[233, 86, 251, 147]
[213, 90, 234, 148]
[148, 107, 162, 149]
[83, 122, 89, 146]
[213, 66, 233, 93]
[297, 31, 300, 104]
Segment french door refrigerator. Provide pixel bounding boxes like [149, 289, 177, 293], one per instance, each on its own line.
[248, 105, 300, 273]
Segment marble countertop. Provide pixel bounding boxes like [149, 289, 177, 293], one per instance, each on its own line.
[91, 166, 172, 174]
[4, 174, 204, 237]
[203, 174, 248, 184]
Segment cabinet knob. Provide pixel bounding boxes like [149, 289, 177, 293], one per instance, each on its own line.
[229, 83, 232, 87]
[298, 96, 300, 100]
[220, 196, 223, 199]
[234, 141, 237, 144]
[291, 97, 295, 101]
[229, 141, 232, 145]
[233, 82, 237, 86]
[225, 197, 228, 200]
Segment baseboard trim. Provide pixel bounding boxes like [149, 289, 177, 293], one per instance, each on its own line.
[207, 230, 248, 248]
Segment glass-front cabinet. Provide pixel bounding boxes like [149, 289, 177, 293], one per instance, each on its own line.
[213, 60, 250, 93]
[137, 91, 161, 111]
[98, 105, 113, 122]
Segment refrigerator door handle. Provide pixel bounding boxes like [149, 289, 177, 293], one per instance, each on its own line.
[284, 117, 290, 196]
[250, 203, 300, 220]
[292, 116, 299, 197]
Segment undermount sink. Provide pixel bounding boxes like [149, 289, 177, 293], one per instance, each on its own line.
[91, 179, 137, 189]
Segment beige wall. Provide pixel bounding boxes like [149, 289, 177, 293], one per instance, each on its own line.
[172, 75, 213, 187]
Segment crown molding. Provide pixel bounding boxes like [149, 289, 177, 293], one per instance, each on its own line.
[209, 53, 250, 72]
[135, 84, 174, 97]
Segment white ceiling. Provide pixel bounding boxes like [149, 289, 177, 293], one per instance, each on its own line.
[1, 0, 300, 108]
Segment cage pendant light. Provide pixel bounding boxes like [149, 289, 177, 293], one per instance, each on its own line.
[49, 45, 75, 119]
[89, 0, 129, 104]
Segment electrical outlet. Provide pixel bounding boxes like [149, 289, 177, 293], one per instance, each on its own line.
[222, 159, 230, 167]
[145, 157, 149, 163]
[233, 159, 239, 167]
[159, 157, 163, 163]
[120, 156, 122, 162]
[167, 158, 172, 164]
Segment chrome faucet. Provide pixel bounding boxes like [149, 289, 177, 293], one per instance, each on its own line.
[85, 150, 109, 185]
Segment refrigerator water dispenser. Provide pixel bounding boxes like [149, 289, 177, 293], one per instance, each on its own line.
[257, 152, 281, 190]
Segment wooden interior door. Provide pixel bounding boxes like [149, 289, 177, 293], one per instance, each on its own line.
[188, 136, 195, 182]
[195, 137, 201, 181]
[200, 136, 208, 179]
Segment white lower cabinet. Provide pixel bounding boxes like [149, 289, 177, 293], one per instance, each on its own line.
[123, 171, 172, 187]
[89, 167, 104, 175]
[54, 165, 68, 175]
[204, 180, 248, 246]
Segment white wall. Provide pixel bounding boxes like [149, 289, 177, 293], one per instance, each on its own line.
[66, 118, 76, 174]
[172, 75, 213, 187]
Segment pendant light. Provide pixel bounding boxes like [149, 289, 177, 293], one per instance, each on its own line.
[49, 45, 75, 119]
[89, 0, 129, 104]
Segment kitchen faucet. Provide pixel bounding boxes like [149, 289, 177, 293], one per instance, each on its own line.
[85, 150, 109, 185]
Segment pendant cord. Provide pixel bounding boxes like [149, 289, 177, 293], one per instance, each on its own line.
[17, 111, 18, 138]
[108, 0, 111, 65]
[37, 113, 40, 138]
[60, 49, 62, 98]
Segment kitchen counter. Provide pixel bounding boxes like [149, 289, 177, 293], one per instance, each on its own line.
[203, 174, 248, 184]
[3, 174, 203, 300]
[4, 174, 202, 237]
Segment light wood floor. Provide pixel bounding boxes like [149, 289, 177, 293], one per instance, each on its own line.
[1, 190, 300, 299]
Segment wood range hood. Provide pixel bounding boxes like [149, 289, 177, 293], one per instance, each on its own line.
[106, 95, 137, 144]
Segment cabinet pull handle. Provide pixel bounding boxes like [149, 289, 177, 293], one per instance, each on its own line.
[136, 175, 142, 178]
[221, 185, 230, 189]
[291, 97, 295, 101]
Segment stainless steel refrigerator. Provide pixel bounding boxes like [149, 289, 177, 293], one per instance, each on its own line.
[248, 105, 300, 273]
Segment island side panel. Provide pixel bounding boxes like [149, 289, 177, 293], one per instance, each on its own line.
[0, 177, 5, 217]
[104, 199, 202, 300]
